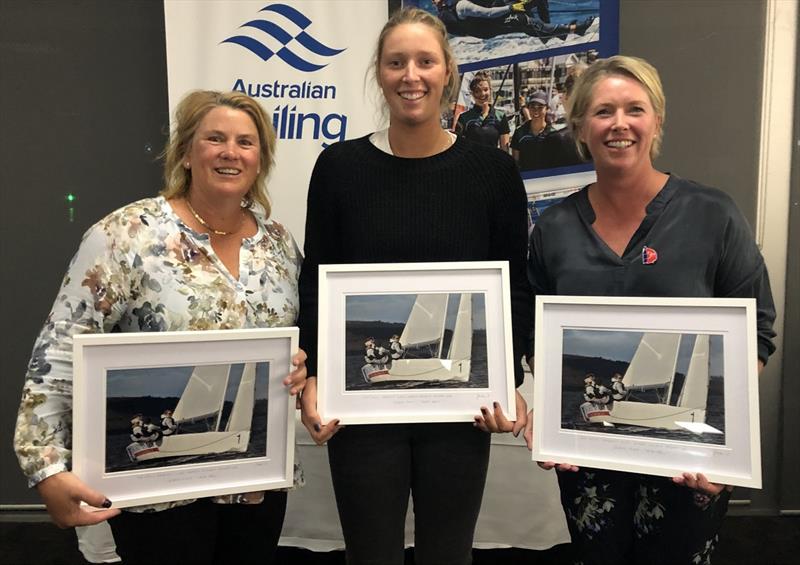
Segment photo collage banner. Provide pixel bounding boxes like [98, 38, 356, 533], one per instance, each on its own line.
[403, 0, 620, 232]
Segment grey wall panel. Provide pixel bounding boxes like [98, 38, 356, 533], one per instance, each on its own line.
[620, 0, 765, 227]
[0, 0, 168, 504]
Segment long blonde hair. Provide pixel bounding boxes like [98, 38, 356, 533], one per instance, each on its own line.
[160, 90, 276, 216]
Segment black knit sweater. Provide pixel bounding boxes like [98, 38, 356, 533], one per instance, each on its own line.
[298, 134, 532, 386]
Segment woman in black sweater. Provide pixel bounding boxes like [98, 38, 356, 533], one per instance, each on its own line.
[298, 8, 531, 564]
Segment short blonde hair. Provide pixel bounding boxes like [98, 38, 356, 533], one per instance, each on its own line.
[370, 7, 459, 112]
[160, 90, 276, 216]
[567, 55, 666, 161]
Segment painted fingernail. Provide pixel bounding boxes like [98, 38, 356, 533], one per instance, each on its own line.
[493, 401, 499, 409]
[481, 407, 487, 414]
[313, 423, 321, 432]
[101, 499, 112, 508]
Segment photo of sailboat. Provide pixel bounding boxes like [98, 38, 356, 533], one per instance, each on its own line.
[560, 330, 725, 445]
[105, 362, 270, 472]
[344, 293, 488, 391]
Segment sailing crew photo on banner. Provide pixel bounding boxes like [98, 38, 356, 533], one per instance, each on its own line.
[233, 78, 346, 147]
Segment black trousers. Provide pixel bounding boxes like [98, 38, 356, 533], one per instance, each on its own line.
[557, 469, 731, 565]
[110, 492, 287, 565]
[327, 422, 491, 565]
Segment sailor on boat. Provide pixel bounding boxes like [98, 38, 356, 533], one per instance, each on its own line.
[579, 374, 611, 422]
[365, 338, 389, 366]
[610, 373, 627, 402]
[129, 414, 145, 443]
[364, 338, 378, 365]
[389, 335, 405, 363]
[582, 374, 598, 402]
[160, 409, 177, 437]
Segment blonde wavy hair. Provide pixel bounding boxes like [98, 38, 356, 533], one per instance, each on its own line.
[160, 90, 276, 216]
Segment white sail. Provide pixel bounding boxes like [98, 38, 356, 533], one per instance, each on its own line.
[447, 293, 472, 361]
[622, 333, 681, 390]
[173, 364, 231, 423]
[677, 334, 710, 409]
[400, 294, 448, 349]
[225, 363, 256, 432]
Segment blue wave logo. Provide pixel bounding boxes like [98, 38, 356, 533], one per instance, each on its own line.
[222, 3, 345, 72]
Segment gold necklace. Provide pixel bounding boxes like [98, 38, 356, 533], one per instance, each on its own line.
[185, 199, 243, 236]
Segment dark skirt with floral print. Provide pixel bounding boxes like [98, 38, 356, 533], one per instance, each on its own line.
[557, 469, 730, 565]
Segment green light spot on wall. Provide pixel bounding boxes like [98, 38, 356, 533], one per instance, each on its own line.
[66, 193, 76, 203]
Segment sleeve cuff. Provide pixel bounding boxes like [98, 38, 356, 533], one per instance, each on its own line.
[27, 463, 68, 489]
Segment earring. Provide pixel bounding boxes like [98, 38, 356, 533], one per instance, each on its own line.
[184, 162, 190, 169]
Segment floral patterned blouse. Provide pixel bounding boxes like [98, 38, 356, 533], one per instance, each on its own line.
[14, 196, 303, 512]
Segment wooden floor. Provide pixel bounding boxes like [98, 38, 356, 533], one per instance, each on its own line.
[1, 515, 797, 564]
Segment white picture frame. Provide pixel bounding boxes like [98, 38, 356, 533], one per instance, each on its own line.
[532, 296, 761, 488]
[72, 328, 297, 509]
[318, 261, 517, 424]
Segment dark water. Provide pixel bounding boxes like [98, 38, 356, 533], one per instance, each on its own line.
[560, 356, 726, 446]
[344, 323, 489, 392]
[105, 398, 269, 473]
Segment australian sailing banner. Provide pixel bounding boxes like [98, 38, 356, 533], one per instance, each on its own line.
[164, 1, 387, 246]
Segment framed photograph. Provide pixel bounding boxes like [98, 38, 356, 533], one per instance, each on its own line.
[533, 296, 761, 488]
[318, 261, 516, 424]
[72, 328, 297, 509]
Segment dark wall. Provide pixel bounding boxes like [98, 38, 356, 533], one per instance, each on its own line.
[780, 8, 800, 513]
[0, 0, 168, 504]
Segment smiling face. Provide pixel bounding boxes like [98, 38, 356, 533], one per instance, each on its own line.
[579, 74, 661, 172]
[528, 102, 547, 120]
[185, 106, 261, 202]
[471, 80, 491, 106]
[378, 23, 450, 128]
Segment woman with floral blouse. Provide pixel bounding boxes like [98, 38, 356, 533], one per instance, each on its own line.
[14, 90, 306, 565]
